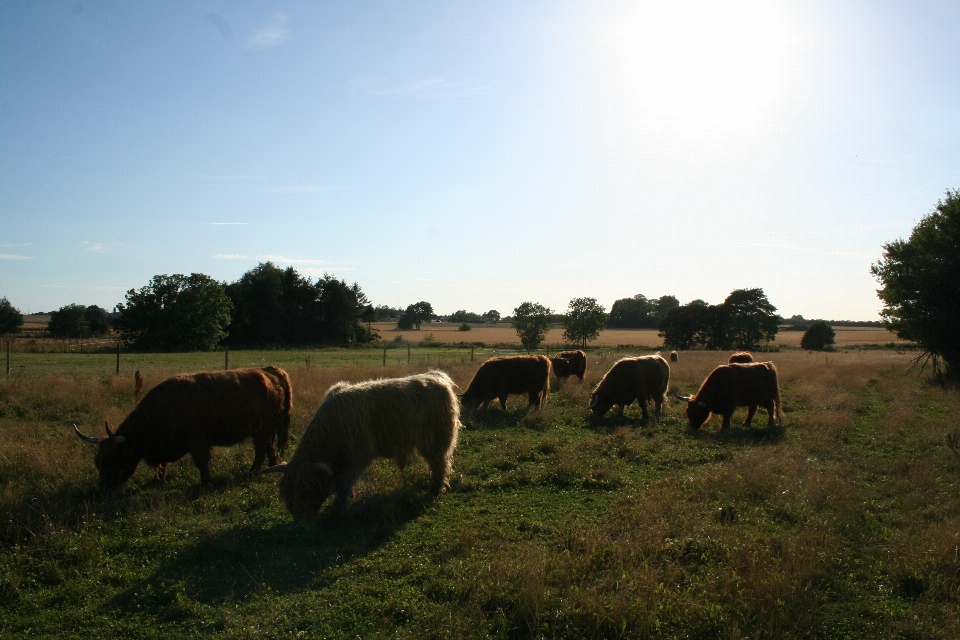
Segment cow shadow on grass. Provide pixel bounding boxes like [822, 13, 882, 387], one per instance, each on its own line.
[462, 406, 549, 431]
[104, 481, 436, 612]
[686, 422, 787, 446]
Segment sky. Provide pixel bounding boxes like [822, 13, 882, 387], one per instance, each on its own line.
[1, 1, 959, 320]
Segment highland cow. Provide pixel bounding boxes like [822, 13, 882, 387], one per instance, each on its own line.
[260, 371, 461, 519]
[554, 350, 587, 382]
[74, 366, 292, 488]
[670, 351, 679, 362]
[673, 362, 783, 430]
[728, 351, 754, 364]
[589, 355, 671, 423]
[460, 355, 551, 410]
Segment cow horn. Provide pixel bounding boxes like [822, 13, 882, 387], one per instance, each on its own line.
[104, 421, 125, 443]
[312, 462, 334, 477]
[670, 390, 692, 402]
[256, 463, 288, 475]
[74, 424, 106, 444]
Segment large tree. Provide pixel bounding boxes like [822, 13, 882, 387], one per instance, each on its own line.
[48, 304, 90, 338]
[722, 288, 781, 349]
[658, 299, 713, 350]
[0, 297, 24, 336]
[562, 297, 607, 347]
[513, 302, 552, 351]
[114, 273, 233, 351]
[398, 301, 434, 330]
[872, 189, 960, 377]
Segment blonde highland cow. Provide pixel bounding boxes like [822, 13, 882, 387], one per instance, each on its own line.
[261, 371, 461, 519]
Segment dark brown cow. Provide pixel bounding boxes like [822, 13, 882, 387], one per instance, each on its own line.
[590, 355, 670, 422]
[554, 350, 587, 381]
[728, 351, 754, 363]
[673, 362, 783, 430]
[460, 355, 551, 410]
[74, 366, 292, 488]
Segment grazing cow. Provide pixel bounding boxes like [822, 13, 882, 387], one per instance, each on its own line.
[673, 362, 783, 430]
[590, 355, 671, 423]
[670, 351, 679, 362]
[460, 355, 551, 410]
[74, 366, 292, 488]
[728, 351, 754, 364]
[553, 350, 587, 382]
[259, 371, 461, 519]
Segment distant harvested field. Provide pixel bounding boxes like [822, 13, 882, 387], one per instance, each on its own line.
[378, 323, 908, 349]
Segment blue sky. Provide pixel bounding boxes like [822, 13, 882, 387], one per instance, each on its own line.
[2, 1, 958, 320]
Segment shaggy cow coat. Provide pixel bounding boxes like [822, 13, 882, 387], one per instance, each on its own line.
[684, 362, 783, 429]
[277, 371, 461, 519]
[460, 355, 551, 410]
[553, 350, 587, 382]
[727, 352, 755, 364]
[76, 366, 292, 488]
[590, 355, 670, 422]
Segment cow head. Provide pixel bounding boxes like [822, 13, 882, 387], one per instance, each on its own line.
[670, 390, 710, 428]
[589, 392, 612, 418]
[457, 391, 482, 412]
[74, 422, 140, 489]
[275, 460, 335, 520]
[550, 357, 572, 378]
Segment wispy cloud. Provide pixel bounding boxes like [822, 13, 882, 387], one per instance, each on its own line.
[247, 12, 288, 48]
[0, 243, 31, 248]
[84, 241, 104, 252]
[260, 255, 327, 266]
[213, 254, 248, 260]
[205, 222, 249, 226]
[0, 253, 32, 260]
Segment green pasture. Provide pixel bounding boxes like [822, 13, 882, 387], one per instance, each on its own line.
[1, 350, 958, 638]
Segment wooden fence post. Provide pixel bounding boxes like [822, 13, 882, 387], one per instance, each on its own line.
[383, 348, 387, 367]
[6, 339, 10, 377]
[471, 346, 474, 362]
[225, 347, 229, 371]
[116, 340, 120, 374]
[407, 345, 411, 364]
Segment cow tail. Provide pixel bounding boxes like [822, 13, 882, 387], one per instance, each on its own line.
[770, 367, 785, 427]
[266, 366, 294, 456]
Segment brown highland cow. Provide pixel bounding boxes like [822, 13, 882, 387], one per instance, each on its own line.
[460, 355, 551, 410]
[590, 355, 671, 423]
[261, 371, 461, 519]
[728, 351, 755, 363]
[75, 366, 292, 488]
[553, 350, 587, 382]
[673, 361, 783, 430]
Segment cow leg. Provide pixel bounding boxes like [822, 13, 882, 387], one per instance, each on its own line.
[638, 400, 650, 425]
[528, 391, 541, 409]
[250, 440, 278, 472]
[499, 396, 508, 410]
[743, 405, 758, 427]
[654, 396, 663, 420]
[190, 448, 213, 487]
[721, 412, 733, 430]
[765, 402, 776, 427]
[154, 463, 169, 483]
[332, 469, 361, 511]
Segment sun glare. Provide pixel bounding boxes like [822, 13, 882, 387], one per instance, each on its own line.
[585, 1, 807, 149]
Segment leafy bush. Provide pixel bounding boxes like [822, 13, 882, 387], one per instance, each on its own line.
[801, 321, 835, 350]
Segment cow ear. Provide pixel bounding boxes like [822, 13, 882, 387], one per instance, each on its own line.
[312, 462, 334, 477]
[104, 421, 126, 443]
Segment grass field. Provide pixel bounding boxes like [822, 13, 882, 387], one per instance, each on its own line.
[1, 348, 957, 638]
